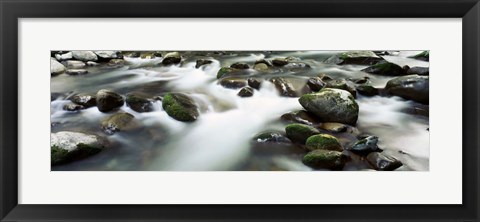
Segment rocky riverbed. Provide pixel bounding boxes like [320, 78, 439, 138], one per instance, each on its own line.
[50, 50, 429, 171]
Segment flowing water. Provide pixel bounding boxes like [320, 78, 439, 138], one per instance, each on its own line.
[51, 51, 429, 171]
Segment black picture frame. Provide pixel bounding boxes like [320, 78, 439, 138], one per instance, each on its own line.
[1, 0, 479, 221]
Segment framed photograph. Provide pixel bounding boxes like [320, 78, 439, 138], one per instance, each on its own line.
[1, 0, 479, 221]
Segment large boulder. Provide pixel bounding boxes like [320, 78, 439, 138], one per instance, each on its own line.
[51, 58, 66, 75]
[101, 112, 135, 135]
[96, 89, 125, 112]
[325, 79, 357, 98]
[162, 52, 181, 65]
[299, 88, 359, 125]
[302, 149, 349, 170]
[72, 51, 98, 62]
[385, 75, 429, 104]
[162, 93, 200, 122]
[126, 93, 154, 113]
[305, 134, 343, 151]
[366, 152, 403, 171]
[324, 51, 384, 65]
[361, 62, 405, 76]
[51, 131, 108, 165]
[285, 123, 320, 144]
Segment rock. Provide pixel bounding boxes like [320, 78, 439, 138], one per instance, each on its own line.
[96, 89, 125, 112]
[349, 76, 370, 84]
[356, 84, 379, 97]
[385, 75, 429, 104]
[361, 61, 405, 76]
[230, 62, 249, 69]
[253, 63, 269, 71]
[126, 93, 154, 112]
[305, 134, 343, 151]
[307, 77, 326, 92]
[51, 58, 66, 75]
[253, 131, 291, 143]
[280, 110, 321, 125]
[255, 59, 273, 67]
[101, 112, 135, 135]
[247, 78, 262, 90]
[162, 93, 200, 122]
[217, 67, 235, 79]
[66, 69, 88, 75]
[94, 51, 121, 59]
[318, 73, 334, 81]
[302, 149, 348, 170]
[366, 152, 403, 171]
[285, 123, 320, 144]
[162, 52, 181, 65]
[407, 66, 429, 75]
[270, 77, 297, 97]
[195, 59, 212, 68]
[320, 122, 347, 133]
[325, 79, 357, 98]
[126, 52, 140, 58]
[108, 59, 125, 67]
[86, 61, 99, 66]
[238, 87, 254, 97]
[51, 131, 108, 165]
[70, 93, 96, 107]
[272, 58, 289, 66]
[299, 88, 359, 125]
[218, 77, 247, 89]
[65, 60, 86, 69]
[409, 51, 429, 61]
[72, 51, 98, 62]
[350, 136, 381, 154]
[55, 52, 73, 61]
[324, 51, 384, 65]
[63, 103, 84, 111]
[283, 62, 311, 70]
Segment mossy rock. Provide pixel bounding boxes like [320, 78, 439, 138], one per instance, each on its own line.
[305, 134, 343, 151]
[162, 93, 200, 122]
[101, 112, 135, 135]
[302, 149, 349, 170]
[361, 62, 405, 76]
[324, 51, 384, 65]
[230, 62, 250, 69]
[325, 79, 357, 98]
[162, 52, 181, 65]
[285, 123, 320, 144]
[409, 51, 429, 61]
[51, 131, 108, 166]
[217, 67, 235, 79]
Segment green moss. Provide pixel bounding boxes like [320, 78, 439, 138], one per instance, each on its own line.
[373, 62, 402, 72]
[411, 51, 429, 59]
[217, 67, 234, 79]
[162, 93, 199, 122]
[51, 145, 68, 166]
[285, 123, 319, 144]
[298, 93, 317, 104]
[302, 149, 347, 170]
[305, 134, 342, 151]
[51, 143, 102, 166]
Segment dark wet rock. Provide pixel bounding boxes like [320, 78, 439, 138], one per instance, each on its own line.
[247, 78, 262, 90]
[407, 66, 429, 76]
[320, 122, 347, 133]
[270, 77, 297, 97]
[402, 104, 429, 117]
[305, 134, 343, 151]
[70, 93, 97, 108]
[307, 77, 326, 92]
[302, 149, 349, 170]
[348, 76, 370, 84]
[356, 84, 379, 97]
[64, 60, 86, 69]
[238, 87, 254, 97]
[162, 93, 200, 122]
[366, 152, 403, 171]
[72, 51, 98, 62]
[230, 62, 250, 69]
[362, 61, 405, 76]
[253, 63, 269, 71]
[126, 93, 154, 113]
[218, 77, 247, 89]
[272, 58, 289, 66]
[409, 51, 429, 61]
[51, 58, 66, 75]
[94, 51, 122, 59]
[101, 112, 135, 135]
[285, 123, 320, 144]
[324, 51, 384, 65]
[325, 79, 357, 98]
[63, 103, 85, 111]
[195, 59, 213, 68]
[299, 88, 359, 125]
[162, 52, 181, 65]
[253, 131, 291, 143]
[349, 136, 381, 155]
[385, 75, 429, 104]
[51, 131, 108, 166]
[55, 52, 73, 61]
[96, 89, 125, 112]
[281, 110, 321, 125]
[66, 69, 88, 75]
[217, 67, 235, 79]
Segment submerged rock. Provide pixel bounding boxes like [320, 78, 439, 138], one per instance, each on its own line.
[230, 62, 250, 69]
[285, 123, 320, 144]
[385, 75, 429, 104]
[362, 62, 405, 76]
[195, 59, 212, 68]
[302, 149, 349, 170]
[305, 134, 343, 151]
[126, 93, 154, 112]
[253, 131, 291, 143]
[247, 78, 262, 90]
[96, 89, 125, 112]
[280, 110, 321, 125]
[238, 87, 254, 97]
[101, 112, 135, 135]
[320, 122, 347, 133]
[162, 52, 181, 65]
[253, 63, 269, 71]
[349, 136, 381, 154]
[407, 66, 429, 75]
[356, 84, 379, 97]
[272, 58, 289, 66]
[306, 77, 326, 92]
[66, 69, 88, 75]
[162, 93, 200, 122]
[299, 88, 359, 125]
[366, 152, 403, 171]
[51, 131, 108, 165]
[70, 93, 97, 108]
[270, 77, 297, 97]
[324, 51, 384, 65]
[409, 51, 429, 61]
[51, 58, 66, 75]
[63, 103, 84, 111]
[217, 67, 235, 79]
[72, 51, 98, 62]
[219, 77, 247, 89]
